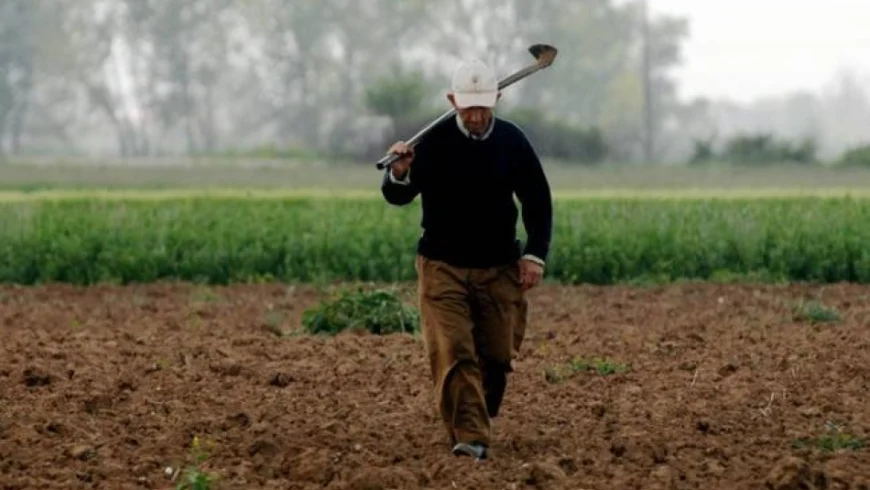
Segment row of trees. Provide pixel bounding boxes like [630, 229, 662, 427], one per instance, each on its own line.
[0, 0, 700, 164]
[3, 0, 868, 165]
[362, 67, 870, 166]
[687, 134, 870, 167]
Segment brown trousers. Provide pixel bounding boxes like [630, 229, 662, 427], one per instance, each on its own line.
[415, 254, 528, 447]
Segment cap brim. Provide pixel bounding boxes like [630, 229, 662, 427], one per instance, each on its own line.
[453, 91, 498, 109]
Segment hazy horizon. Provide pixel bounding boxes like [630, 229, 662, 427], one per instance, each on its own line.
[649, 0, 870, 103]
[1, 0, 868, 162]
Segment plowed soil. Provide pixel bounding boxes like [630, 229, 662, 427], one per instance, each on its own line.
[1, 282, 869, 490]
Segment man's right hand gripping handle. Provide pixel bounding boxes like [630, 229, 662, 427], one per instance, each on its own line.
[387, 141, 414, 179]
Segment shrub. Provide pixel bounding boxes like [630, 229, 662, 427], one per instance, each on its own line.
[690, 132, 818, 165]
[301, 287, 420, 336]
[501, 107, 608, 164]
[837, 144, 870, 167]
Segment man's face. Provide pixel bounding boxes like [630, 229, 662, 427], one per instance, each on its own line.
[447, 92, 500, 136]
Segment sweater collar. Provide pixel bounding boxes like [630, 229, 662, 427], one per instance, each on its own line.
[455, 113, 495, 140]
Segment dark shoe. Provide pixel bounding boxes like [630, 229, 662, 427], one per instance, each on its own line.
[452, 441, 488, 460]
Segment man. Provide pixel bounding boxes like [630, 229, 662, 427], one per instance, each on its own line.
[380, 57, 553, 461]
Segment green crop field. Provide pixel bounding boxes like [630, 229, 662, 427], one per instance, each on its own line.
[2, 195, 869, 286]
[3, 186, 870, 202]
[2, 160, 870, 286]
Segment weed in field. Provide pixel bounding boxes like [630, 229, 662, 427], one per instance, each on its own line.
[301, 287, 419, 335]
[176, 467, 213, 490]
[544, 356, 630, 383]
[571, 357, 631, 375]
[169, 435, 218, 490]
[792, 421, 866, 453]
[791, 299, 841, 324]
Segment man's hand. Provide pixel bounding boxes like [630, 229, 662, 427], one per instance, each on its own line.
[519, 258, 544, 291]
[387, 141, 414, 179]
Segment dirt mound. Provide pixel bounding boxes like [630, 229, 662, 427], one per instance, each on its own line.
[1, 281, 869, 489]
[765, 456, 870, 490]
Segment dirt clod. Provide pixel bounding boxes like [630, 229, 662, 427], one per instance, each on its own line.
[68, 445, 95, 461]
[268, 372, 294, 387]
[523, 462, 568, 489]
[22, 367, 51, 387]
[765, 456, 826, 490]
[344, 466, 420, 490]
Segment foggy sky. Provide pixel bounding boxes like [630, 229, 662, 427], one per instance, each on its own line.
[649, 0, 870, 103]
[3, 0, 868, 162]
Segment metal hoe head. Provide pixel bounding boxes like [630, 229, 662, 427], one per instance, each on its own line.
[375, 43, 558, 170]
[496, 43, 558, 92]
[529, 43, 558, 67]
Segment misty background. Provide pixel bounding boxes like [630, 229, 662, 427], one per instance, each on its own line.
[1, 0, 869, 166]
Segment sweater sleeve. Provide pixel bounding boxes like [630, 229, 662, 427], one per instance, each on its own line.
[380, 164, 420, 206]
[513, 131, 553, 263]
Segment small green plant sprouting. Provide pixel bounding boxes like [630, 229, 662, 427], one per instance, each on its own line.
[175, 435, 216, 490]
[792, 421, 866, 453]
[791, 299, 841, 324]
[301, 286, 419, 336]
[544, 356, 630, 383]
[569, 357, 630, 375]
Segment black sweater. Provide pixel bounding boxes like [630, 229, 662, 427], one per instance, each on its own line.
[381, 116, 553, 269]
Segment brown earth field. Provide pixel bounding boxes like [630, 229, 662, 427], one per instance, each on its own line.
[1, 281, 869, 490]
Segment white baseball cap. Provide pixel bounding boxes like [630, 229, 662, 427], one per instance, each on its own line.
[451, 58, 499, 108]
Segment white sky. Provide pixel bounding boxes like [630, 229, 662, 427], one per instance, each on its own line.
[648, 0, 870, 103]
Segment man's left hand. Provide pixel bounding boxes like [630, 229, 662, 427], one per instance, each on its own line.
[519, 258, 544, 291]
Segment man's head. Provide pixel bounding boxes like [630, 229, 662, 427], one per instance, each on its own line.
[447, 58, 501, 136]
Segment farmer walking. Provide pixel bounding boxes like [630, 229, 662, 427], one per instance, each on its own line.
[380, 57, 553, 460]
